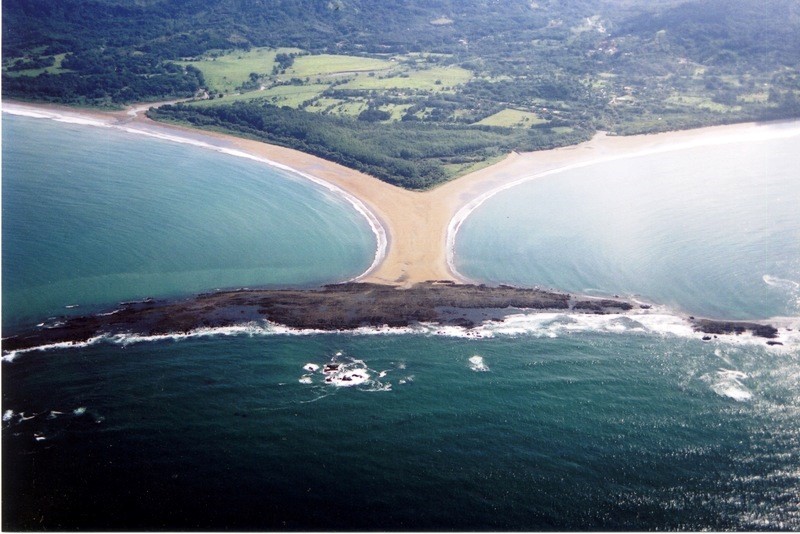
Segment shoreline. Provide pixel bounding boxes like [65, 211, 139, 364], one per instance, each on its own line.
[3, 102, 799, 353]
[3, 101, 397, 280]
[1, 282, 791, 359]
[4, 99, 800, 290]
[2, 101, 800, 312]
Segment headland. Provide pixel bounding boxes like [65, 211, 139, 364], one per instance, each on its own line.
[1, 282, 780, 354]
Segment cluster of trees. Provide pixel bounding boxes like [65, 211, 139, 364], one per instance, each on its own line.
[3, 49, 205, 105]
[149, 102, 589, 189]
[3, 67, 204, 106]
[7, 0, 799, 98]
[4, 0, 800, 181]
[6, 55, 55, 71]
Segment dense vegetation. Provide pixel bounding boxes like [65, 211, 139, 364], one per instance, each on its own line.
[4, 0, 800, 187]
[149, 102, 589, 189]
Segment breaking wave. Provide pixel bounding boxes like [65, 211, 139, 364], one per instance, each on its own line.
[4, 311, 798, 362]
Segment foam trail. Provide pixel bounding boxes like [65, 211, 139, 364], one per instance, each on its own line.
[763, 275, 800, 290]
[2, 336, 106, 363]
[3, 103, 388, 282]
[4, 309, 798, 362]
[2, 103, 113, 128]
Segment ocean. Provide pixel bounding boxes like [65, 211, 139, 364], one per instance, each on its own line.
[3, 113, 799, 530]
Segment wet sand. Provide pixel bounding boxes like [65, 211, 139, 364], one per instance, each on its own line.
[4, 100, 798, 287]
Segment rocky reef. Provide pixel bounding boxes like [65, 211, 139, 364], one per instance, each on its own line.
[1, 282, 781, 354]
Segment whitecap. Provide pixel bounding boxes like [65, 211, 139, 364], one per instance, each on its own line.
[702, 369, 753, 402]
[298, 375, 313, 385]
[73, 407, 87, 416]
[4, 310, 795, 363]
[303, 363, 320, 372]
[3, 409, 14, 422]
[712, 383, 753, 402]
[325, 369, 370, 387]
[469, 355, 489, 372]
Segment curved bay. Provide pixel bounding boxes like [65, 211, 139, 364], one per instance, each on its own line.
[2, 114, 376, 329]
[455, 132, 800, 319]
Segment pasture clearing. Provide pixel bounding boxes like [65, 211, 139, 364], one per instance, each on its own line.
[178, 47, 302, 93]
[475, 108, 547, 127]
[341, 65, 472, 92]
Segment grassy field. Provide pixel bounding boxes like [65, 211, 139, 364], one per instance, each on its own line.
[341, 65, 472, 92]
[3, 53, 69, 77]
[665, 94, 742, 112]
[259, 84, 330, 107]
[178, 47, 303, 93]
[183, 49, 476, 123]
[277, 54, 394, 81]
[738, 92, 770, 103]
[474, 108, 548, 127]
[383, 103, 414, 120]
[441, 154, 507, 179]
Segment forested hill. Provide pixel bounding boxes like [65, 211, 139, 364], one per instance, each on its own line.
[4, 0, 800, 188]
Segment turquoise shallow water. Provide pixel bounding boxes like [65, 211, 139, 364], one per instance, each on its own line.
[3, 115, 799, 530]
[455, 130, 800, 320]
[2, 114, 376, 330]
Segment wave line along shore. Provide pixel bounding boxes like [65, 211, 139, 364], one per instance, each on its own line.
[4, 101, 800, 289]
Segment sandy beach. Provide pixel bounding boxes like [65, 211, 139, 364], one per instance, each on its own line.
[5, 100, 799, 287]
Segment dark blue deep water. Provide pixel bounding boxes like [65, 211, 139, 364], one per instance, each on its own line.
[3, 114, 799, 530]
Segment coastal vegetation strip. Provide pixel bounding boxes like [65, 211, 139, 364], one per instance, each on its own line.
[147, 102, 591, 189]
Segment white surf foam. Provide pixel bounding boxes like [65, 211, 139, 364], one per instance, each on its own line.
[300, 354, 392, 390]
[703, 368, 753, 401]
[3, 103, 113, 128]
[2, 335, 106, 362]
[3, 410, 15, 422]
[4, 311, 796, 362]
[764, 275, 800, 290]
[469, 355, 489, 372]
[763, 275, 800, 312]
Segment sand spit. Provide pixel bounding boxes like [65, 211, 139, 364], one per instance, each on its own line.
[5, 100, 799, 287]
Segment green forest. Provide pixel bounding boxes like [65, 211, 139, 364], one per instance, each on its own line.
[4, 0, 800, 188]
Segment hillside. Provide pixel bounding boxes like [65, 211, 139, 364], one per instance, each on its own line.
[4, 0, 799, 188]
